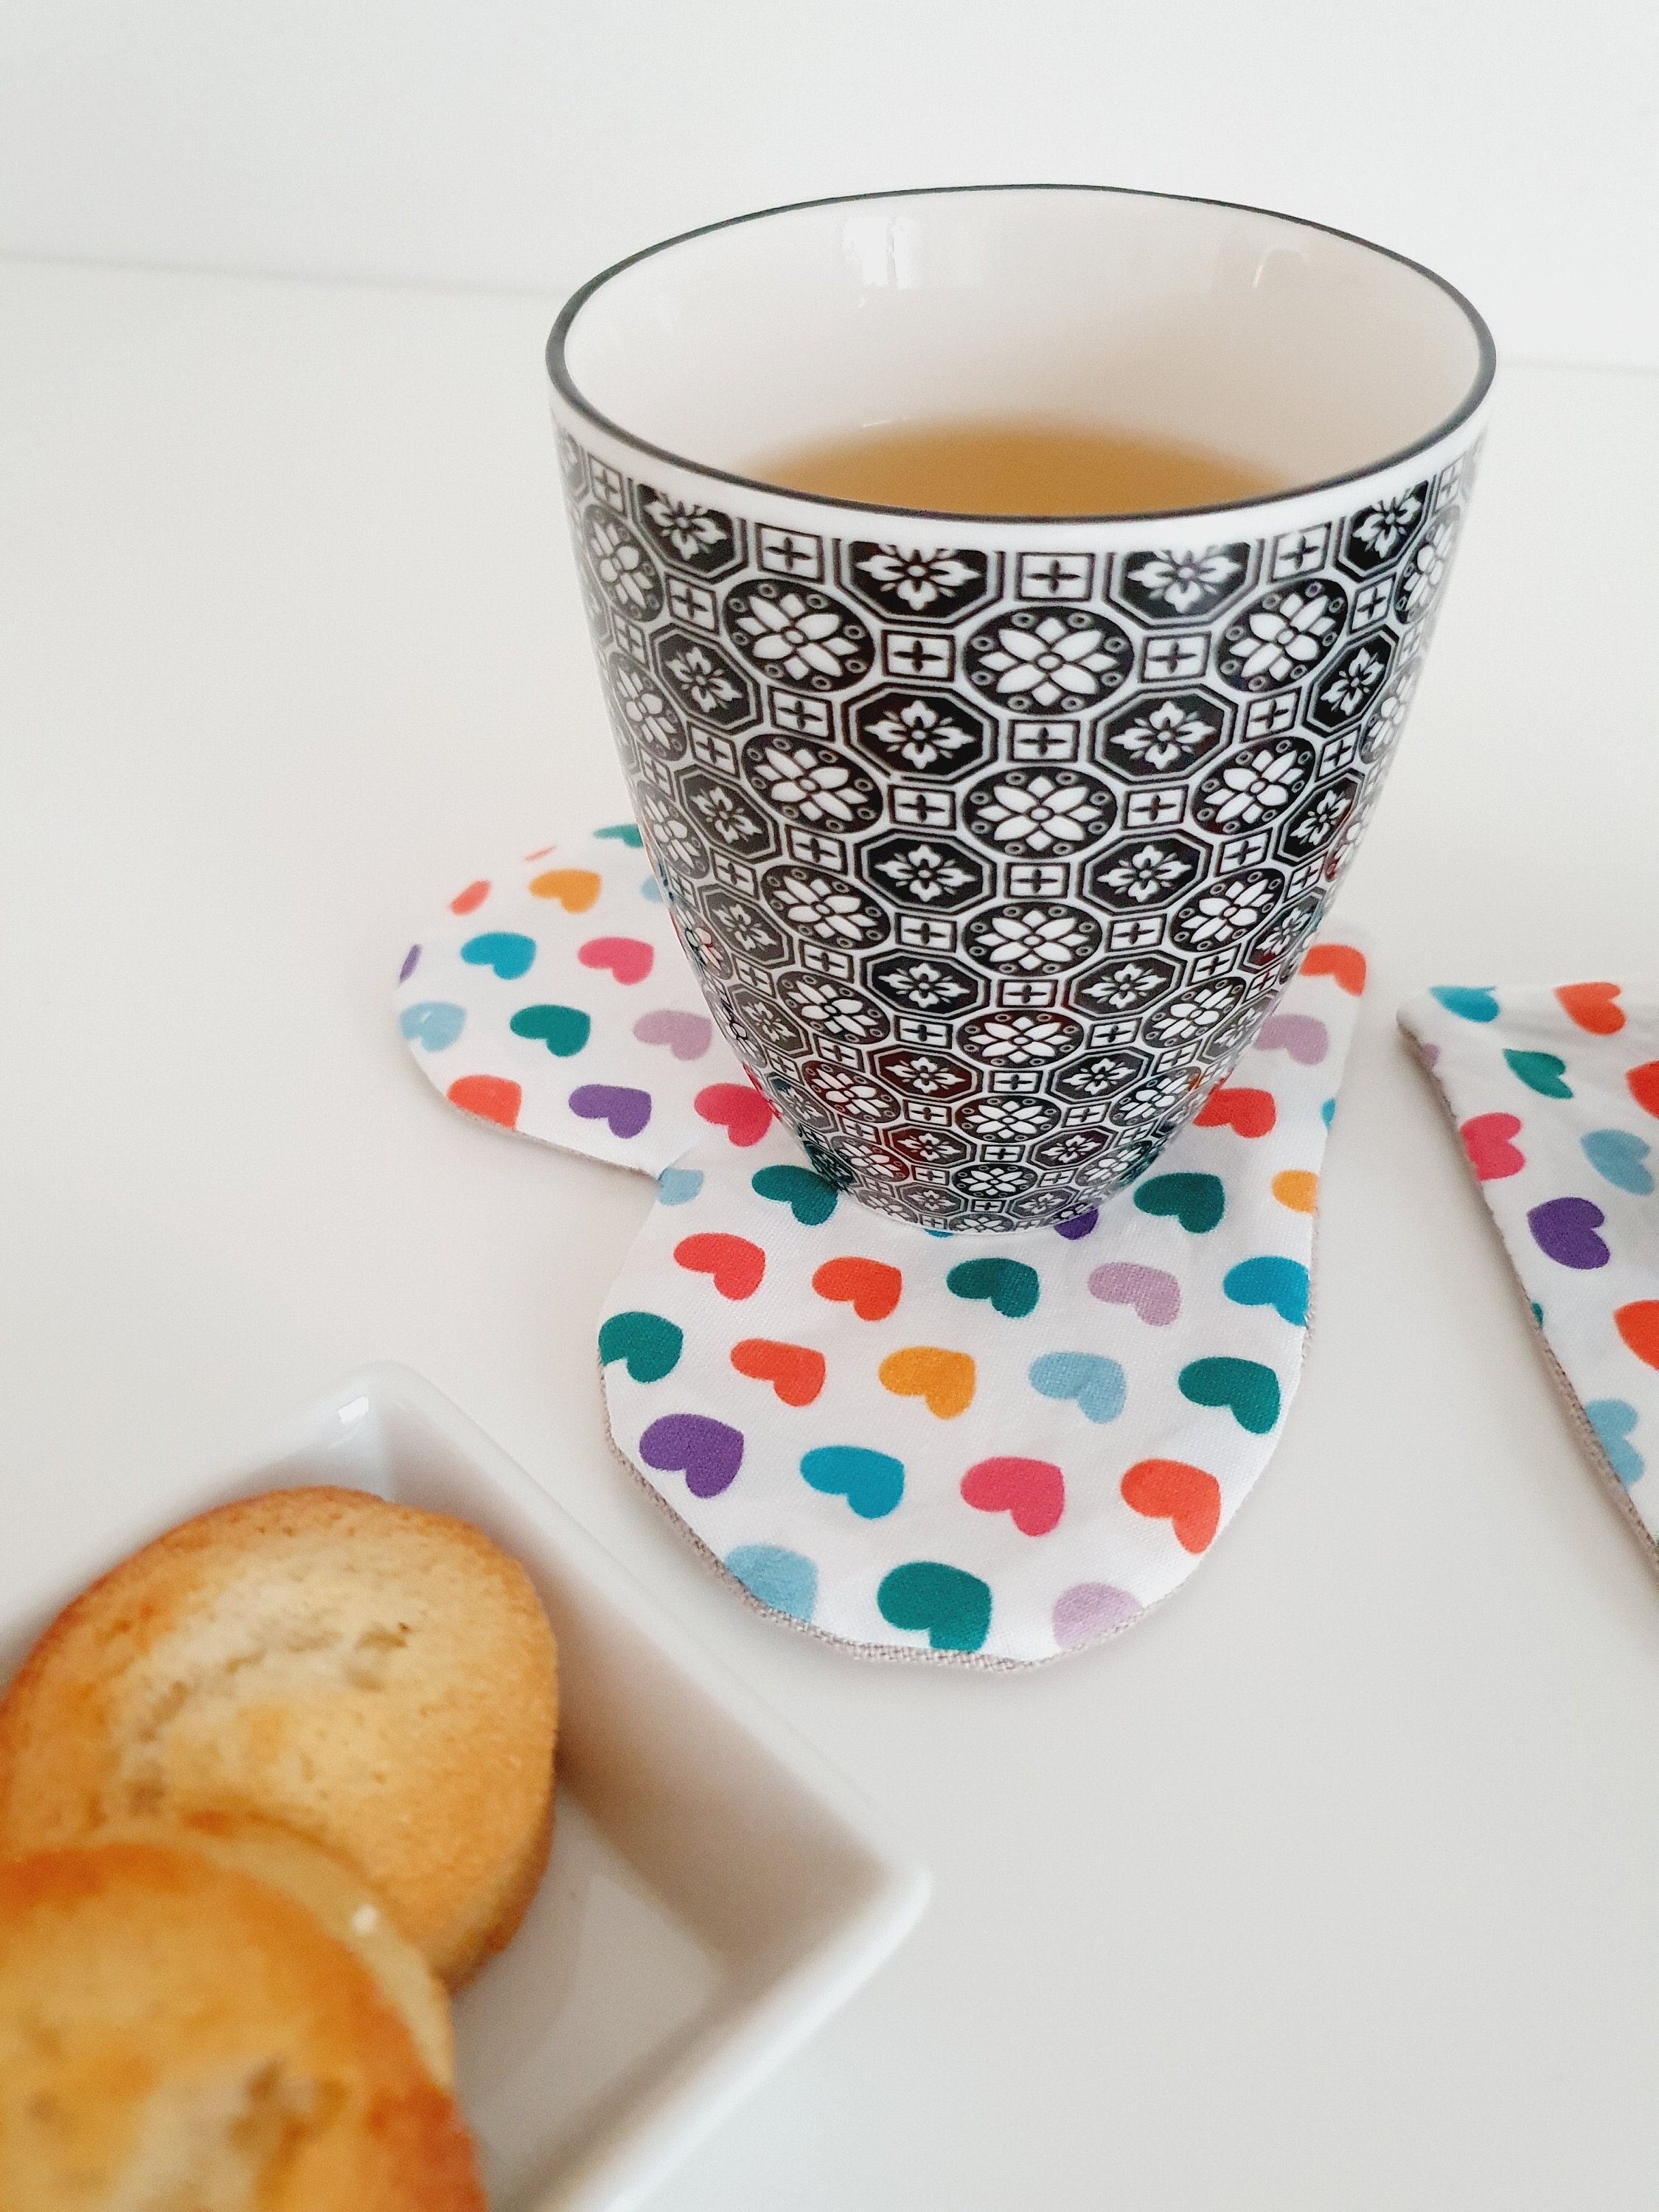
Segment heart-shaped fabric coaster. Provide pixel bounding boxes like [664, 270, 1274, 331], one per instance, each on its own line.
[1400, 981, 1659, 1567]
[397, 827, 756, 1172]
[398, 830, 1368, 1664]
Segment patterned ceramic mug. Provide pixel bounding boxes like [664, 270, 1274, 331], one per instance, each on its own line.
[546, 185, 1492, 1231]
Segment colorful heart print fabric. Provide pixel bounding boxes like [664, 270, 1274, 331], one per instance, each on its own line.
[395, 825, 754, 1171]
[1400, 981, 1659, 1559]
[398, 828, 1368, 1665]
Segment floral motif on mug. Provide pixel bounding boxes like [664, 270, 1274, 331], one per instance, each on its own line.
[760, 864, 890, 947]
[1032, 1127, 1113, 1169]
[1359, 646, 1423, 764]
[1073, 952, 1182, 1015]
[958, 1009, 1087, 1067]
[803, 1060, 902, 1122]
[847, 543, 992, 620]
[740, 735, 882, 831]
[1102, 1074, 1189, 1127]
[873, 1047, 981, 1100]
[1216, 579, 1349, 693]
[962, 767, 1117, 858]
[861, 836, 989, 912]
[652, 630, 757, 728]
[636, 484, 744, 576]
[959, 1093, 1062, 1140]
[1192, 738, 1315, 832]
[700, 887, 792, 965]
[636, 788, 709, 883]
[1169, 869, 1285, 951]
[675, 769, 776, 858]
[1277, 776, 1360, 860]
[1094, 690, 1230, 779]
[1339, 483, 1428, 574]
[886, 1123, 972, 1167]
[1113, 543, 1251, 622]
[726, 984, 807, 1055]
[865, 953, 984, 1016]
[961, 902, 1102, 974]
[953, 1160, 1039, 1199]
[603, 650, 689, 762]
[1243, 891, 1324, 968]
[723, 580, 874, 690]
[840, 1138, 911, 1182]
[1084, 835, 1208, 911]
[775, 969, 890, 1042]
[1307, 633, 1394, 731]
[556, 428, 587, 498]
[1051, 1049, 1150, 1102]
[1141, 975, 1248, 1045]
[962, 608, 1134, 712]
[583, 510, 664, 619]
[848, 689, 994, 777]
[1394, 508, 1461, 627]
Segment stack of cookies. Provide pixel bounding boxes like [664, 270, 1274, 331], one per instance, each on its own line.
[0, 1486, 560, 2210]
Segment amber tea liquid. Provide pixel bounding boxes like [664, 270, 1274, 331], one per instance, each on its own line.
[751, 417, 1277, 518]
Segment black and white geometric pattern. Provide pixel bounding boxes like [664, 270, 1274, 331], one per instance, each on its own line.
[561, 439, 1476, 1228]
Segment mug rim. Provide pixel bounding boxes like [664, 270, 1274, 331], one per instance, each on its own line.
[546, 181, 1496, 529]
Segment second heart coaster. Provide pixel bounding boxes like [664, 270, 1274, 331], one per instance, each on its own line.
[399, 829, 1368, 1666]
[1399, 978, 1659, 1570]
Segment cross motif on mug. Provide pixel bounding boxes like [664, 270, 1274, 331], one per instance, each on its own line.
[1218, 830, 1272, 872]
[771, 690, 831, 736]
[1143, 634, 1207, 681]
[1009, 720, 1079, 761]
[1124, 789, 1185, 828]
[757, 525, 824, 578]
[799, 944, 854, 979]
[1352, 575, 1393, 629]
[1271, 526, 1329, 578]
[1016, 552, 1093, 599]
[883, 632, 954, 681]
[667, 577, 718, 630]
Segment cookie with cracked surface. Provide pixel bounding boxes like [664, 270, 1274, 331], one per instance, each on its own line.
[0, 1486, 557, 1986]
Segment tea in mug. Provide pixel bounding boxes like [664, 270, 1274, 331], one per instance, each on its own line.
[751, 417, 1279, 517]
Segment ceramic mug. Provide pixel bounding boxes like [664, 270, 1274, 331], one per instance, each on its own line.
[546, 185, 1492, 1231]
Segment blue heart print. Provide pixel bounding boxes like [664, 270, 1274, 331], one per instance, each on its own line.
[1027, 1351, 1124, 1425]
[461, 931, 536, 981]
[1222, 1255, 1310, 1327]
[1585, 1399, 1644, 1486]
[1582, 1128, 1654, 1194]
[399, 1001, 465, 1051]
[726, 1543, 818, 1618]
[800, 1445, 905, 1520]
[1429, 986, 1499, 1023]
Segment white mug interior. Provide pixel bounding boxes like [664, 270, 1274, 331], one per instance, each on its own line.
[555, 186, 1489, 513]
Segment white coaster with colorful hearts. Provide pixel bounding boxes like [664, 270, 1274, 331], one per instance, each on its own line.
[397, 829, 1369, 1665]
[396, 824, 759, 1171]
[1399, 979, 1659, 1565]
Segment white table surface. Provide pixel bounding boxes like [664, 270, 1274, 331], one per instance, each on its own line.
[4, 257, 1658, 2211]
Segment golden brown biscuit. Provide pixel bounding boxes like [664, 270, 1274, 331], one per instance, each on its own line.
[101, 1815, 455, 2089]
[0, 1486, 558, 1984]
[0, 1838, 485, 2211]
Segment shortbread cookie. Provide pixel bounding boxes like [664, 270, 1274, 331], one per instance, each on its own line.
[0, 1486, 558, 1983]
[104, 1814, 455, 2088]
[0, 1837, 484, 2210]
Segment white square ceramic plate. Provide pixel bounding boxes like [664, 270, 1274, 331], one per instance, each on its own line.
[0, 1364, 929, 2211]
